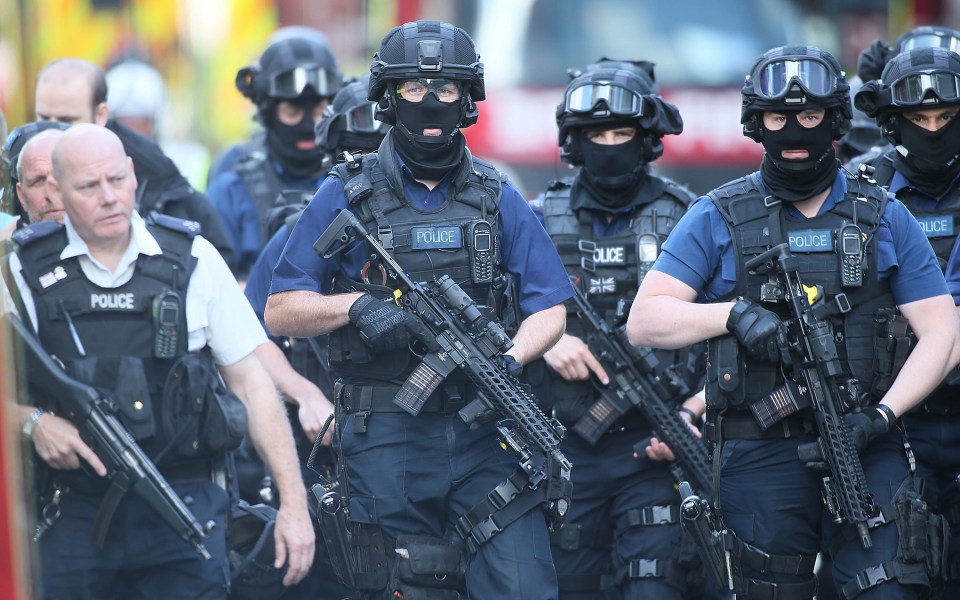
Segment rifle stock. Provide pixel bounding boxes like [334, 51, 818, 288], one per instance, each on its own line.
[6, 313, 212, 558]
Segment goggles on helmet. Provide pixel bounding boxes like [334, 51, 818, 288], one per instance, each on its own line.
[269, 66, 338, 98]
[890, 70, 960, 106]
[564, 83, 644, 117]
[344, 103, 386, 133]
[901, 33, 960, 53]
[395, 79, 463, 103]
[754, 58, 838, 101]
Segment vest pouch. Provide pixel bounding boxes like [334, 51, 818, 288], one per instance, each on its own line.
[706, 335, 745, 411]
[201, 377, 248, 454]
[66, 356, 155, 440]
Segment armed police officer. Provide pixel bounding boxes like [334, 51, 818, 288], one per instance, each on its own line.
[265, 20, 574, 599]
[855, 47, 960, 597]
[526, 58, 704, 599]
[207, 34, 341, 276]
[6, 123, 69, 224]
[33, 58, 235, 269]
[628, 46, 960, 599]
[8, 124, 314, 599]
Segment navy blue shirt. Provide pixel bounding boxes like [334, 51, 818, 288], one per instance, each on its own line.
[245, 222, 292, 331]
[269, 157, 573, 319]
[207, 161, 321, 273]
[653, 171, 947, 304]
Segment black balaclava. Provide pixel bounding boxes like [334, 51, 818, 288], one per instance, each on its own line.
[577, 131, 648, 208]
[264, 98, 325, 178]
[392, 93, 466, 180]
[894, 116, 960, 197]
[759, 108, 838, 203]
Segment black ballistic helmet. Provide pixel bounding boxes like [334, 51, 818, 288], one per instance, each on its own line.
[3, 121, 71, 185]
[315, 74, 389, 157]
[858, 26, 960, 84]
[236, 35, 341, 108]
[741, 46, 852, 142]
[227, 501, 286, 600]
[368, 20, 485, 128]
[854, 47, 960, 145]
[555, 58, 682, 165]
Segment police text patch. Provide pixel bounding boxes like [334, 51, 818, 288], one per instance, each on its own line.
[591, 245, 627, 266]
[916, 215, 954, 238]
[788, 229, 832, 253]
[411, 226, 462, 250]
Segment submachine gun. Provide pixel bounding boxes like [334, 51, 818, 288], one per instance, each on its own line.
[567, 278, 713, 499]
[745, 242, 878, 548]
[6, 312, 213, 558]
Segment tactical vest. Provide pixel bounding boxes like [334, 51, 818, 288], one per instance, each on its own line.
[706, 171, 897, 411]
[535, 177, 702, 429]
[13, 216, 209, 465]
[326, 144, 509, 383]
[235, 151, 323, 245]
[866, 151, 960, 272]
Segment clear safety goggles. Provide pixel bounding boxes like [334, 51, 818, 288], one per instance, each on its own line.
[564, 83, 644, 117]
[344, 103, 386, 133]
[395, 79, 463, 103]
[269, 66, 338, 98]
[890, 70, 960, 106]
[754, 58, 837, 100]
[900, 33, 960, 53]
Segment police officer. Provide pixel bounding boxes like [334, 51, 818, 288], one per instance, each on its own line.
[4, 122, 69, 224]
[264, 20, 573, 599]
[33, 57, 235, 269]
[526, 58, 701, 599]
[207, 34, 341, 276]
[855, 47, 960, 597]
[628, 46, 960, 599]
[8, 124, 314, 599]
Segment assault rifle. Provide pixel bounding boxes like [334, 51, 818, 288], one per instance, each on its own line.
[6, 313, 213, 558]
[568, 279, 714, 498]
[314, 209, 572, 490]
[745, 243, 878, 548]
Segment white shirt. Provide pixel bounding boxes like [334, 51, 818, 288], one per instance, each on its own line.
[9, 212, 266, 366]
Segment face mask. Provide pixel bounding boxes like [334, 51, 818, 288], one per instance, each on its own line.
[893, 116, 960, 196]
[759, 111, 837, 202]
[392, 95, 466, 180]
[264, 102, 324, 178]
[577, 133, 646, 207]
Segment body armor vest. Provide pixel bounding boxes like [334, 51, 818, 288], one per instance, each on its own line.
[866, 151, 960, 272]
[235, 151, 322, 245]
[14, 216, 203, 463]
[327, 138, 509, 383]
[535, 177, 701, 430]
[706, 171, 896, 411]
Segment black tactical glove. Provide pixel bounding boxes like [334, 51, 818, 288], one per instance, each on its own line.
[843, 406, 892, 454]
[499, 354, 523, 379]
[348, 294, 415, 353]
[726, 299, 786, 364]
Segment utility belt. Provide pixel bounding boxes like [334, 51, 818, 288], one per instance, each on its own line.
[704, 409, 817, 444]
[48, 456, 222, 497]
[336, 381, 468, 417]
[911, 385, 960, 417]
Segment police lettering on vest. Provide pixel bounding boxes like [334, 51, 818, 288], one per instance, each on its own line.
[593, 245, 626, 266]
[411, 226, 462, 250]
[90, 292, 136, 310]
[788, 229, 833, 253]
[916, 215, 955, 238]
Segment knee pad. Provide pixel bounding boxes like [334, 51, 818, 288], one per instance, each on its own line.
[389, 535, 466, 600]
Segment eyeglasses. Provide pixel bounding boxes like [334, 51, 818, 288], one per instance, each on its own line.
[754, 58, 838, 101]
[269, 66, 339, 98]
[395, 79, 463, 103]
[564, 83, 644, 117]
[343, 103, 385, 133]
[890, 70, 960, 106]
[900, 33, 960, 53]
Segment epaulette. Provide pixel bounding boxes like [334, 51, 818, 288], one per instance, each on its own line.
[147, 213, 202, 238]
[546, 178, 573, 192]
[11, 220, 63, 248]
[234, 149, 268, 172]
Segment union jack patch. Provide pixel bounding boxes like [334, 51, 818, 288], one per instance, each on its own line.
[589, 277, 615, 294]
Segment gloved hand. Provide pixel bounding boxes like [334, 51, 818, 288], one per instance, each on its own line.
[843, 406, 892, 454]
[499, 354, 523, 378]
[348, 294, 415, 353]
[726, 299, 786, 364]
